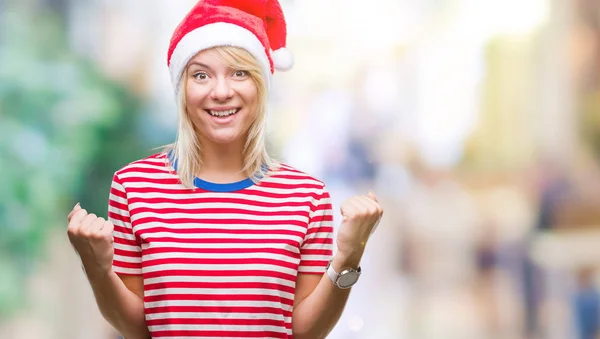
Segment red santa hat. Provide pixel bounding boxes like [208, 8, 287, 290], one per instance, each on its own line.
[167, 0, 293, 92]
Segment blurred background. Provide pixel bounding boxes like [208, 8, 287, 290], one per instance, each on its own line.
[2, 0, 600, 338]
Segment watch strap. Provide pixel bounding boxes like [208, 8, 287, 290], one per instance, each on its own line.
[326, 261, 339, 284]
[326, 260, 361, 288]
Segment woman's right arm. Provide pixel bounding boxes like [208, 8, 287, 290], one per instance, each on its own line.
[67, 204, 150, 339]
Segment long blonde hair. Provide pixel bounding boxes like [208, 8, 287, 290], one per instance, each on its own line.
[163, 46, 278, 188]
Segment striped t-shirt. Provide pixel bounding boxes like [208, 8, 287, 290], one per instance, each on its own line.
[108, 153, 334, 338]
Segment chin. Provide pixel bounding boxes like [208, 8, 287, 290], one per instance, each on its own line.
[209, 133, 243, 144]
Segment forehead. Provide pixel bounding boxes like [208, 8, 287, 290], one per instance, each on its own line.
[188, 48, 225, 67]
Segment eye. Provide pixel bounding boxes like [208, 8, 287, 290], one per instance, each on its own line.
[233, 70, 248, 78]
[193, 72, 208, 80]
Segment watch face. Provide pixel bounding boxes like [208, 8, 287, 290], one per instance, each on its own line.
[337, 271, 359, 288]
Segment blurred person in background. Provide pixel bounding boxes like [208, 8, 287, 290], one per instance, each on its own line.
[65, 0, 383, 339]
[524, 157, 572, 338]
[572, 267, 600, 339]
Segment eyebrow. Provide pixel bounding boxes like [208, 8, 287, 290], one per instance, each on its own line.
[187, 62, 212, 70]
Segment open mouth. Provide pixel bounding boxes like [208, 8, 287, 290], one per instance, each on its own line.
[206, 108, 241, 118]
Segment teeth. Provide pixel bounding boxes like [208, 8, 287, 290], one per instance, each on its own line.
[208, 109, 237, 117]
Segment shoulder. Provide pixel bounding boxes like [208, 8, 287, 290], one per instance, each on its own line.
[113, 152, 171, 182]
[264, 163, 328, 193]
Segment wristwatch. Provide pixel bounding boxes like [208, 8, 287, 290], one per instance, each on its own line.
[326, 259, 361, 289]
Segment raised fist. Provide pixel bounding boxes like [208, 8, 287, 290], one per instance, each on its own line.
[67, 203, 115, 276]
[335, 191, 383, 258]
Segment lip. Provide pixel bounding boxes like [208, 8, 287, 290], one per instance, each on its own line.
[206, 106, 239, 111]
[205, 107, 241, 125]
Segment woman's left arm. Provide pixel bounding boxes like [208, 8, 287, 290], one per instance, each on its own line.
[292, 192, 383, 339]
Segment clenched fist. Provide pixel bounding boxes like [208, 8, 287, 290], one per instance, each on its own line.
[67, 203, 115, 277]
[335, 191, 383, 259]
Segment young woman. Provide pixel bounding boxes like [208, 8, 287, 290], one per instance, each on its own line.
[67, 1, 383, 338]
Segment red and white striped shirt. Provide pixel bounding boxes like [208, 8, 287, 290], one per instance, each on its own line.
[108, 153, 334, 338]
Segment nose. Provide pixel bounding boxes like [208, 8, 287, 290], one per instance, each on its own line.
[210, 77, 234, 102]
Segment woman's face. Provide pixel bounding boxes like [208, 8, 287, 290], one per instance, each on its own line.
[185, 48, 259, 147]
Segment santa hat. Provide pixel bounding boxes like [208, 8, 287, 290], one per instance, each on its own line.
[167, 0, 293, 93]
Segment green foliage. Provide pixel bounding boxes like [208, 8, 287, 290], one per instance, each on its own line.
[0, 5, 148, 318]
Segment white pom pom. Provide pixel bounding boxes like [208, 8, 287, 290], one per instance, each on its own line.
[272, 48, 294, 71]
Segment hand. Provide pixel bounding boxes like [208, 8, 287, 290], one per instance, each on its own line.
[67, 203, 115, 278]
[335, 191, 383, 260]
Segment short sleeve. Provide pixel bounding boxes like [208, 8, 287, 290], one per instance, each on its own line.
[108, 173, 142, 275]
[298, 185, 334, 274]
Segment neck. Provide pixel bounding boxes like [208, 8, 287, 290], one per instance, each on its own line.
[196, 139, 247, 183]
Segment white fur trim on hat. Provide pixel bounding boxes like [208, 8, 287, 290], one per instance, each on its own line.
[169, 22, 272, 94]
[272, 48, 294, 71]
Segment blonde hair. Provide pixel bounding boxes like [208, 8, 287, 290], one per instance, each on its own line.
[163, 46, 278, 188]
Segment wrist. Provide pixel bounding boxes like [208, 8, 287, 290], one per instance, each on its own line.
[328, 251, 363, 289]
[332, 250, 363, 272]
[81, 261, 114, 281]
